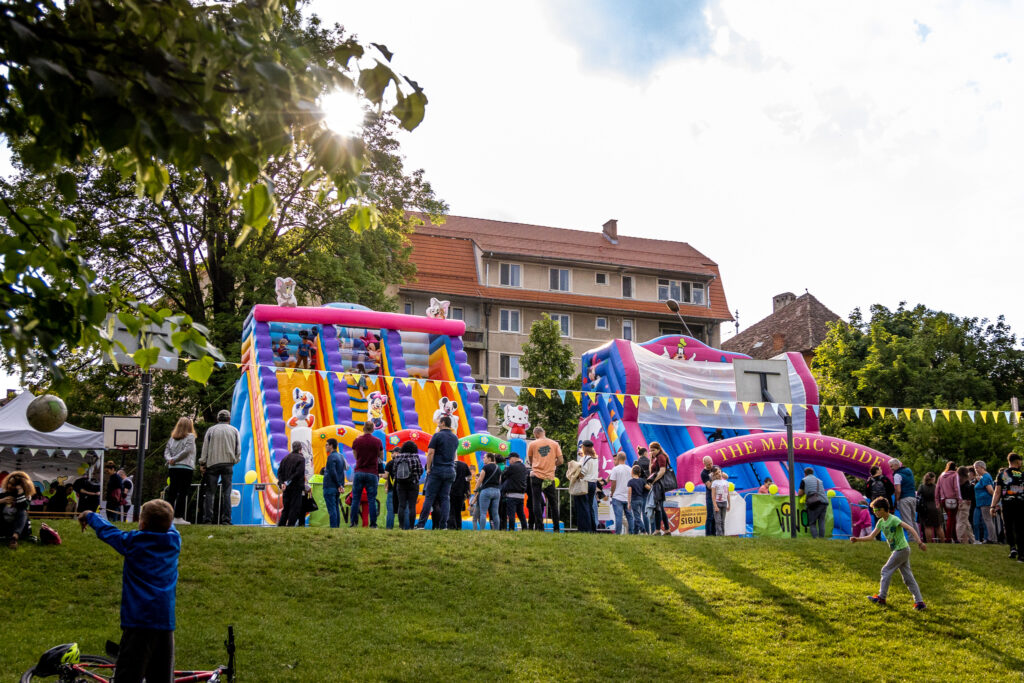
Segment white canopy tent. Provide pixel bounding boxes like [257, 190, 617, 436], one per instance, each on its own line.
[0, 392, 105, 483]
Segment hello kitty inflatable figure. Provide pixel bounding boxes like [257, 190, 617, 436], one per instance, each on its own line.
[275, 277, 297, 307]
[502, 404, 530, 440]
[432, 396, 459, 432]
[425, 297, 450, 319]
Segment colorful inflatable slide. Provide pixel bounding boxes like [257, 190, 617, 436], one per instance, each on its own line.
[580, 335, 890, 536]
[230, 303, 511, 525]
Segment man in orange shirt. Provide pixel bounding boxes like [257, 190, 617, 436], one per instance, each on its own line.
[526, 426, 564, 532]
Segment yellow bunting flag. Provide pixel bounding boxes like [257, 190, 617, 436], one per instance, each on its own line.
[740, 402, 751, 414]
[916, 409, 925, 421]
[284, 368, 294, 379]
[527, 387, 537, 397]
[572, 391, 581, 403]
[480, 384, 489, 395]
[825, 405, 834, 417]
[587, 392, 597, 402]
[979, 411, 987, 423]
[712, 400, 721, 413]
[864, 406, 874, 418]
[674, 398, 683, 410]
[543, 388, 552, 399]
[698, 399, 708, 407]
[659, 396, 669, 409]
[496, 385, 506, 396]
[432, 380, 442, 390]
[784, 404, 792, 415]
[903, 408, 912, 420]
[954, 410, 963, 421]
[630, 395, 640, 407]
[941, 409, 950, 421]
[757, 402, 766, 416]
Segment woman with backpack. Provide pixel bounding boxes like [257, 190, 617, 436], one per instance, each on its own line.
[647, 442, 674, 535]
[936, 461, 961, 543]
[387, 440, 423, 530]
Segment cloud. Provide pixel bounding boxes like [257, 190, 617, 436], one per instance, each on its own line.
[544, 0, 713, 76]
[914, 19, 932, 42]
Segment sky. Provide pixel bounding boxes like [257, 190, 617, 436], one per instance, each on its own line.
[310, 0, 1024, 341]
[2, 1, 1021, 391]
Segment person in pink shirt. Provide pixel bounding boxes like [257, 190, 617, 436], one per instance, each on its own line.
[935, 461, 961, 543]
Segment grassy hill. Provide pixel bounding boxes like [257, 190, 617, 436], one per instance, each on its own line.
[4, 522, 1020, 681]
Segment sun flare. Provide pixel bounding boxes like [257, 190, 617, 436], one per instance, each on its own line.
[319, 90, 365, 137]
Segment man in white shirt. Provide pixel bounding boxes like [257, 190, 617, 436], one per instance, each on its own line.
[607, 452, 634, 535]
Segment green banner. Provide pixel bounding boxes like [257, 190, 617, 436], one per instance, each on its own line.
[308, 475, 328, 527]
[752, 494, 833, 538]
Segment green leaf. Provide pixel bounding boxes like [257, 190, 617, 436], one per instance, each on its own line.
[358, 64, 395, 103]
[131, 345, 160, 368]
[393, 91, 428, 131]
[240, 182, 274, 237]
[55, 172, 79, 202]
[186, 356, 216, 384]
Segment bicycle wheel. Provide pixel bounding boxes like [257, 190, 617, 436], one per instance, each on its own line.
[21, 654, 116, 682]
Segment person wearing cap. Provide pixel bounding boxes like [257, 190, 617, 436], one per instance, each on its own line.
[199, 409, 241, 525]
[500, 451, 528, 531]
[890, 458, 918, 531]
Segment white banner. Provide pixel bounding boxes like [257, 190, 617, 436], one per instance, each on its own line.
[665, 492, 746, 536]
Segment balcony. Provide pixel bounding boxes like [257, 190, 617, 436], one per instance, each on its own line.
[463, 327, 486, 349]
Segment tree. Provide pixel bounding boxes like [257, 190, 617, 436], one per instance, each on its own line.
[509, 314, 581, 453]
[0, 1, 428, 384]
[812, 302, 1024, 474]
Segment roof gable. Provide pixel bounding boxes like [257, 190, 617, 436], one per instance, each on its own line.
[721, 293, 841, 359]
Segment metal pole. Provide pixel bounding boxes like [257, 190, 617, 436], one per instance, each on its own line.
[135, 369, 152, 520]
[786, 412, 797, 538]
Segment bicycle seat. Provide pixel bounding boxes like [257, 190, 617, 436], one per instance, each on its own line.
[33, 643, 80, 676]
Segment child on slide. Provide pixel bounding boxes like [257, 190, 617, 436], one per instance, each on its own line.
[850, 496, 927, 610]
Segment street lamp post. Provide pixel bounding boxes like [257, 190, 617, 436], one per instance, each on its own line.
[665, 299, 694, 338]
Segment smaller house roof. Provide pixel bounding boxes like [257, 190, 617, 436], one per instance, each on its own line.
[721, 293, 841, 359]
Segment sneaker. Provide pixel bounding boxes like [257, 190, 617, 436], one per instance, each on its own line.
[867, 595, 887, 606]
[1009, 549, 1018, 559]
[413, 524, 426, 530]
[913, 602, 927, 611]
[173, 518, 191, 526]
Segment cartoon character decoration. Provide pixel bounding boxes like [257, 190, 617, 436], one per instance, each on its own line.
[425, 297, 450, 320]
[362, 334, 382, 372]
[502, 404, 530, 440]
[275, 277, 297, 307]
[367, 391, 389, 432]
[432, 396, 459, 432]
[287, 387, 316, 480]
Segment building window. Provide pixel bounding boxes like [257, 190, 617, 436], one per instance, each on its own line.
[499, 263, 522, 287]
[622, 319, 634, 341]
[548, 313, 571, 337]
[660, 324, 685, 337]
[549, 268, 570, 291]
[499, 354, 521, 379]
[622, 276, 633, 299]
[450, 307, 464, 321]
[499, 309, 520, 333]
[595, 272, 608, 285]
[404, 301, 413, 315]
[658, 278, 705, 304]
[690, 324, 707, 343]
[595, 317, 609, 330]
[692, 282, 705, 305]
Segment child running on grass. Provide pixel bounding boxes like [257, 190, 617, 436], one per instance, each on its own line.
[850, 496, 927, 610]
[79, 499, 180, 682]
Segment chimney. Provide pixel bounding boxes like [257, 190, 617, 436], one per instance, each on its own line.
[602, 219, 618, 244]
[772, 292, 796, 312]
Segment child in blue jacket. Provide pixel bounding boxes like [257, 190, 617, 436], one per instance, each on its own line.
[79, 498, 180, 683]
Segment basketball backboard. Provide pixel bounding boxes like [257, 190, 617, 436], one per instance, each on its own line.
[102, 415, 151, 450]
[732, 359, 793, 405]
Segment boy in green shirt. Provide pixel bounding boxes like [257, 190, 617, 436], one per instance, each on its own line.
[851, 496, 927, 610]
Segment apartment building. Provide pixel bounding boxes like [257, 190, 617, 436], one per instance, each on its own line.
[398, 214, 733, 426]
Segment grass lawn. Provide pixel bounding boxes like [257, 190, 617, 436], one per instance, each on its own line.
[3, 522, 1020, 681]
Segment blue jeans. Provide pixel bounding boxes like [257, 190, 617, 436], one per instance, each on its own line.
[630, 500, 646, 534]
[349, 472, 379, 528]
[478, 488, 501, 530]
[590, 483, 599, 529]
[324, 488, 341, 528]
[417, 467, 455, 528]
[611, 499, 632, 535]
[386, 490, 395, 530]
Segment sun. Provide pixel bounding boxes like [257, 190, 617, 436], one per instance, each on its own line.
[319, 90, 366, 137]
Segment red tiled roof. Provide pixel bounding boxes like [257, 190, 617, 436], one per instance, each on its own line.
[410, 213, 720, 278]
[404, 233, 732, 322]
[721, 293, 841, 359]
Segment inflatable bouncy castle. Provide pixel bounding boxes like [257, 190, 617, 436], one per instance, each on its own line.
[229, 302, 519, 525]
[580, 335, 891, 536]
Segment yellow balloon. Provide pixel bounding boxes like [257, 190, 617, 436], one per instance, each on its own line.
[244, 470, 257, 485]
[684, 481, 695, 492]
[768, 484, 779, 495]
[728, 482, 735, 492]
[554, 477, 560, 487]
[827, 489, 836, 498]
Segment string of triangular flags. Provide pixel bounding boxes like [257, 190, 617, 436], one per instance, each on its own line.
[153, 355, 1023, 425]
[9, 447, 78, 457]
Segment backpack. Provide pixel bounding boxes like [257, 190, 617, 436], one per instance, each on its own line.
[867, 477, 888, 501]
[395, 457, 414, 483]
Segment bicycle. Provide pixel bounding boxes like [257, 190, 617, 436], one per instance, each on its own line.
[21, 626, 235, 682]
